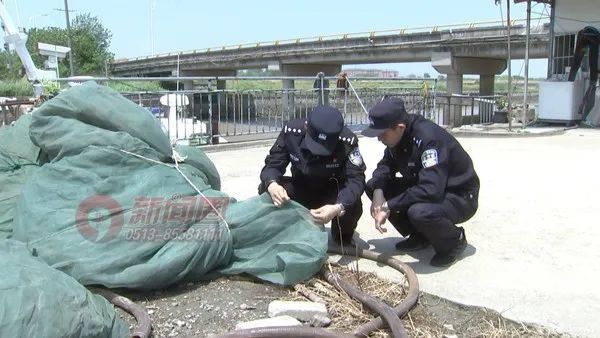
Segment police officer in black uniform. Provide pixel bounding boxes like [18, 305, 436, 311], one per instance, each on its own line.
[362, 97, 479, 267]
[259, 105, 365, 245]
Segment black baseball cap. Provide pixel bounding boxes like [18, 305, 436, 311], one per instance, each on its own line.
[304, 105, 344, 156]
[362, 97, 408, 137]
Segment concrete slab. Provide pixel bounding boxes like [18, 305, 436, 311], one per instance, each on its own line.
[268, 300, 328, 321]
[235, 315, 301, 330]
[206, 128, 600, 338]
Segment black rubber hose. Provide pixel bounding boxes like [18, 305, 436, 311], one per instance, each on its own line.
[215, 246, 419, 338]
[322, 269, 407, 338]
[90, 288, 152, 338]
[215, 326, 356, 338]
[327, 246, 420, 337]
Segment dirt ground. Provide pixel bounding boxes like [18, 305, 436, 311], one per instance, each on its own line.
[115, 267, 570, 338]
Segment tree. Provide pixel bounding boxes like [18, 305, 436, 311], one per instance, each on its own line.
[423, 72, 431, 79]
[26, 27, 69, 77]
[25, 13, 113, 77]
[0, 51, 24, 80]
[71, 13, 114, 75]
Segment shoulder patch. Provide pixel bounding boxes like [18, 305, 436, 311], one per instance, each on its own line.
[421, 149, 438, 168]
[339, 136, 356, 145]
[284, 119, 306, 134]
[348, 148, 363, 166]
[339, 128, 358, 145]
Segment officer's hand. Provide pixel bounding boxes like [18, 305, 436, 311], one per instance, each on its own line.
[370, 189, 386, 218]
[267, 182, 290, 207]
[310, 204, 342, 224]
[373, 206, 390, 234]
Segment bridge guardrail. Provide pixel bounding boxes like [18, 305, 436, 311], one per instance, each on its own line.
[114, 17, 548, 62]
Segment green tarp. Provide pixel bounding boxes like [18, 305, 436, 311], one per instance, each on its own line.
[0, 240, 129, 338]
[0, 114, 40, 239]
[0, 82, 327, 337]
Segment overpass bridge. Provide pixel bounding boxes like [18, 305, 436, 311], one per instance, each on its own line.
[112, 19, 550, 96]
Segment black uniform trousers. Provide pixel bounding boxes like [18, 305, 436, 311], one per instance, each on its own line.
[365, 178, 478, 253]
[259, 176, 362, 243]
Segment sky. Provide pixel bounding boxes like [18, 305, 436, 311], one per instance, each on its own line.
[3, 0, 552, 78]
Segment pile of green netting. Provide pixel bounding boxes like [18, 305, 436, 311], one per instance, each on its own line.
[0, 82, 327, 337]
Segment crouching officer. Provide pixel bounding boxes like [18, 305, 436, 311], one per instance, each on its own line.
[362, 97, 479, 267]
[259, 105, 366, 245]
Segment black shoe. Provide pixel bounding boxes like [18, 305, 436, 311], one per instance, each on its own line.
[395, 234, 429, 252]
[430, 229, 468, 267]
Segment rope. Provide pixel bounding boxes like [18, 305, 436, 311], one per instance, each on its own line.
[345, 75, 370, 116]
[116, 148, 230, 229]
[328, 176, 346, 257]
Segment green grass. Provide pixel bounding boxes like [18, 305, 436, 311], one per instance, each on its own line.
[107, 81, 164, 92]
[0, 79, 34, 97]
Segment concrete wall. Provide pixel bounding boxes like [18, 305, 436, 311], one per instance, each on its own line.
[555, 0, 600, 34]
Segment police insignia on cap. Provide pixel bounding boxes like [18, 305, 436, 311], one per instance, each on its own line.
[349, 148, 363, 166]
[318, 133, 327, 140]
[421, 149, 438, 168]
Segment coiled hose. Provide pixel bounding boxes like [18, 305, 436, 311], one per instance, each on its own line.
[322, 267, 407, 337]
[216, 245, 420, 338]
[329, 245, 419, 337]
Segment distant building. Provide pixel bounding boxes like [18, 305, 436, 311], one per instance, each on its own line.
[547, 0, 600, 76]
[344, 68, 399, 78]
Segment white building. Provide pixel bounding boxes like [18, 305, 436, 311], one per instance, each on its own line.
[536, 0, 600, 124]
[547, 0, 600, 76]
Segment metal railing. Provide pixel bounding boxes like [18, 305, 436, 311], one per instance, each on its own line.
[114, 77, 499, 145]
[122, 87, 426, 144]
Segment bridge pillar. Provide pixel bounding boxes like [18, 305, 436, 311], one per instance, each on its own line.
[432, 52, 506, 126]
[446, 73, 463, 126]
[281, 64, 341, 117]
[479, 75, 495, 96]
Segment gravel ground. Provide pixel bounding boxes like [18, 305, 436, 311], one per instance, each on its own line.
[116, 276, 288, 337]
[114, 272, 570, 338]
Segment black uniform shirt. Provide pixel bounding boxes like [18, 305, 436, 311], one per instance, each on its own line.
[260, 119, 366, 207]
[370, 115, 479, 212]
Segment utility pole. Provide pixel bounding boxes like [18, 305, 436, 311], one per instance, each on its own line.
[149, 0, 155, 55]
[506, 0, 513, 131]
[522, 0, 531, 129]
[55, 0, 74, 76]
[64, 0, 74, 76]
